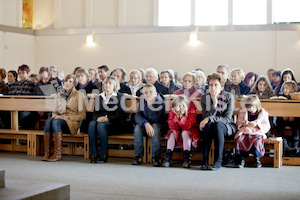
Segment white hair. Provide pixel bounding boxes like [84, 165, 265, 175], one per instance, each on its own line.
[145, 68, 158, 79]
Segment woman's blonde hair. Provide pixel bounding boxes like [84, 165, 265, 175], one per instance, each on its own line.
[281, 80, 298, 94]
[231, 68, 245, 80]
[244, 94, 262, 114]
[75, 68, 89, 79]
[103, 76, 120, 93]
[64, 74, 78, 87]
[171, 95, 189, 117]
[182, 72, 196, 84]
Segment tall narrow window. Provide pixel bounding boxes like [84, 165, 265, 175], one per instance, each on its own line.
[158, 0, 191, 26]
[233, 0, 267, 25]
[22, 0, 33, 29]
[195, 0, 228, 26]
[273, 0, 300, 23]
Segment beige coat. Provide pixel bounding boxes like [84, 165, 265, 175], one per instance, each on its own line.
[52, 88, 86, 135]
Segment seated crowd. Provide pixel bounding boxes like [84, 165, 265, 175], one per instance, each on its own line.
[0, 64, 299, 170]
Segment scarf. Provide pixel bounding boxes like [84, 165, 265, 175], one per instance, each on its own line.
[60, 89, 72, 100]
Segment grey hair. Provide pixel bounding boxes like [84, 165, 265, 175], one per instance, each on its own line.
[217, 64, 230, 75]
[129, 69, 142, 80]
[111, 67, 127, 81]
[145, 68, 158, 80]
[231, 68, 245, 80]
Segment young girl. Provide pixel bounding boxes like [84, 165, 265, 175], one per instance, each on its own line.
[250, 75, 274, 99]
[163, 95, 200, 168]
[234, 95, 271, 168]
[276, 81, 299, 151]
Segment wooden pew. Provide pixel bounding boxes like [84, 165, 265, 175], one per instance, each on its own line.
[1, 96, 300, 167]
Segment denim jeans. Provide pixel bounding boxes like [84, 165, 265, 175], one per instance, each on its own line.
[134, 123, 162, 158]
[44, 117, 70, 134]
[88, 120, 116, 157]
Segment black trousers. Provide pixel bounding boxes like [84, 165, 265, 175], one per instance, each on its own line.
[202, 121, 228, 166]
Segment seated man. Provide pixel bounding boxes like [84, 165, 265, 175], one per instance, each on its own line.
[136, 68, 170, 97]
[132, 84, 166, 166]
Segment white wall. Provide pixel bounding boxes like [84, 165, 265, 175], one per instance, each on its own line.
[35, 30, 300, 82]
[0, 32, 35, 79]
[0, 0, 22, 27]
[33, 0, 54, 30]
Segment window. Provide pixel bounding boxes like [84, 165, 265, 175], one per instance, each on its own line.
[195, 0, 228, 26]
[158, 0, 191, 26]
[233, 0, 267, 25]
[273, 0, 300, 23]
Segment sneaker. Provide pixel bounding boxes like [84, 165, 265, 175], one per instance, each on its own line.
[132, 156, 143, 165]
[152, 156, 162, 167]
[254, 160, 262, 168]
[238, 160, 245, 168]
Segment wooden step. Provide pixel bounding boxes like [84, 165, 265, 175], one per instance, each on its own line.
[0, 179, 70, 200]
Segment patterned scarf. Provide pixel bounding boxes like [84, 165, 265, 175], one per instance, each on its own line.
[60, 89, 72, 100]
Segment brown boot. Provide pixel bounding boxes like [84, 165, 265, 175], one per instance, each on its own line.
[42, 132, 52, 161]
[47, 132, 63, 162]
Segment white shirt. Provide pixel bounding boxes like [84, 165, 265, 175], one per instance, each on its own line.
[100, 92, 117, 104]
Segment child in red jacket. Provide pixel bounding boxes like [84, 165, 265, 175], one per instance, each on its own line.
[162, 95, 200, 168]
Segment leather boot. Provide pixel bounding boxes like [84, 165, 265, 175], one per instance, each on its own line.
[182, 150, 191, 168]
[48, 132, 63, 162]
[42, 132, 52, 161]
[162, 149, 173, 167]
[293, 136, 299, 148]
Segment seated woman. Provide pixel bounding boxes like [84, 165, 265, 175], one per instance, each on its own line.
[244, 72, 258, 88]
[7, 70, 18, 87]
[75, 68, 99, 133]
[42, 74, 86, 162]
[231, 68, 251, 95]
[200, 73, 237, 171]
[88, 76, 125, 163]
[126, 69, 145, 96]
[0, 68, 9, 94]
[274, 68, 298, 96]
[173, 72, 202, 99]
[249, 75, 274, 99]
[110, 67, 131, 94]
[160, 70, 180, 94]
[193, 70, 207, 94]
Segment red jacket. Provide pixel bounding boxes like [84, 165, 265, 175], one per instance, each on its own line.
[166, 102, 200, 148]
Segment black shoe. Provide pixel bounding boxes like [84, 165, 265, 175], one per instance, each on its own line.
[200, 164, 209, 170]
[254, 160, 262, 168]
[97, 155, 108, 163]
[162, 149, 173, 167]
[132, 156, 143, 165]
[162, 160, 171, 167]
[152, 156, 162, 167]
[182, 150, 191, 168]
[90, 155, 97, 163]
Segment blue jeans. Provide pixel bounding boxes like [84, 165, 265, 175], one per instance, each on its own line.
[88, 120, 116, 157]
[44, 117, 71, 134]
[134, 123, 162, 158]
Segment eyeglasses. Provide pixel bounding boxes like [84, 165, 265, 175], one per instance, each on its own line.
[18, 71, 26, 75]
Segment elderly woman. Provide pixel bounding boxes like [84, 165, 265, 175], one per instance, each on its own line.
[160, 70, 180, 94]
[136, 68, 170, 97]
[0, 68, 9, 94]
[88, 76, 125, 163]
[193, 70, 207, 94]
[173, 72, 201, 99]
[126, 69, 145, 96]
[111, 67, 131, 94]
[231, 68, 251, 95]
[42, 74, 86, 162]
[200, 73, 237, 171]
